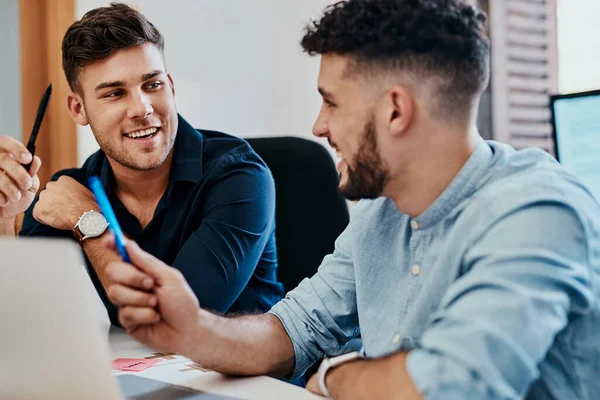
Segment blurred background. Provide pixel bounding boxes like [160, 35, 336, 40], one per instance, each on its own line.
[1, 0, 599, 187]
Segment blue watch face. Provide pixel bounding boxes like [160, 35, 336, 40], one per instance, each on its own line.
[80, 212, 107, 236]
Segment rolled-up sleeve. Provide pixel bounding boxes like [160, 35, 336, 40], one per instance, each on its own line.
[269, 202, 366, 380]
[406, 203, 594, 399]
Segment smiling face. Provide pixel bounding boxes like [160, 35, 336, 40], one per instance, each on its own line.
[312, 54, 390, 200]
[67, 43, 178, 171]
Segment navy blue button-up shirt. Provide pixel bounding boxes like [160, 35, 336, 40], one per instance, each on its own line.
[21, 115, 284, 324]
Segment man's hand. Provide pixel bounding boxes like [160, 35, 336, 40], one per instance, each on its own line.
[105, 238, 203, 356]
[0, 136, 42, 221]
[106, 237, 297, 378]
[33, 175, 98, 230]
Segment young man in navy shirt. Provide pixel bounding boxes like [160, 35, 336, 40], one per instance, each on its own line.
[0, 3, 283, 324]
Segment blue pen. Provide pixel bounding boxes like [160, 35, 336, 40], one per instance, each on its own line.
[88, 176, 131, 263]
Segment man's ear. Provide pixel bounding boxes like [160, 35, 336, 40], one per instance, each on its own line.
[66, 91, 89, 126]
[386, 85, 415, 137]
[167, 73, 175, 96]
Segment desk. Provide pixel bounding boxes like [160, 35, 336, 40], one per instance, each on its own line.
[108, 326, 320, 400]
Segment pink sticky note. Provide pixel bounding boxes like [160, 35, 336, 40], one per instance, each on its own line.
[112, 358, 161, 372]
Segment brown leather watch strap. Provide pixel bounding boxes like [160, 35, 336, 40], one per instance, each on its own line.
[73, 225, 85, 243]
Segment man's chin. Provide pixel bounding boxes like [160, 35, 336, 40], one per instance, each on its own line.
[338, 181, 382, 201]
[337, 179, 351, 195]
[118, 153, 169, 171]
[136, 158, 168, 171]
[338, 182, 358, 201]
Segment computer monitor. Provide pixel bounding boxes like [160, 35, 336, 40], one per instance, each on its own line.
[550, 89, 600, 201]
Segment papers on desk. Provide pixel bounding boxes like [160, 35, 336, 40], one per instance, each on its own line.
[112, 351, 213, 375]
[109, 328, 320, 399]
[112, 358, 161, 372]
[112, 352, 183, 372]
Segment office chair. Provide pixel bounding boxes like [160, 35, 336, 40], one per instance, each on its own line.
[247, 136, 362, 383]
[246, 136, 350, 293]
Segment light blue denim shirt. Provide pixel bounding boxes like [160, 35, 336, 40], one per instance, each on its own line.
[269, 138, 600, 399]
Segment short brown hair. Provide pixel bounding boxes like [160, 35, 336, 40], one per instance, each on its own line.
[62, 2, 164, 93]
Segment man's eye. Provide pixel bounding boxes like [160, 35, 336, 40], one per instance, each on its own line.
[147, 81, 163, 90]
[104, 91, 123, 98]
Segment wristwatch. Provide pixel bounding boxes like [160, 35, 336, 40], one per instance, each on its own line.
[73, 210, 109, 242]
[318, 351, 365, 399]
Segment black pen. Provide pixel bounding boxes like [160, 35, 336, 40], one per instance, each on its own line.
[25, 83, 52, 172]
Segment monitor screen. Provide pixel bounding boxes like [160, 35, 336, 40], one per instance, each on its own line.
[551, 90, 600, 201]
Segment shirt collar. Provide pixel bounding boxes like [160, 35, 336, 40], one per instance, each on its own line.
[170, 114, 204, 183]
[414, 137, 493, 229]
[99, 155, 116, 194]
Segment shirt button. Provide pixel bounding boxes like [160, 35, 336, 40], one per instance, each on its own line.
[412, 264, 421, 276]
[410, 220, 419, 230]
[392, 334, 400, 345]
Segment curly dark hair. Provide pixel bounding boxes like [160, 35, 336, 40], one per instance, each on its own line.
[62, 2, 164, 93]
[301, 0, 490, 117]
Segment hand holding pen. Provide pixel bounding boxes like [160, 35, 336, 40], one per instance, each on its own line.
[0, 84, 49, 221]
[25, 84, 52, 172]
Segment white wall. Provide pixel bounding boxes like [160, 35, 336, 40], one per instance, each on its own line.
[557, 0, 600, 93]
[0, 0, 21, 140]
[76, 0, 333, 165]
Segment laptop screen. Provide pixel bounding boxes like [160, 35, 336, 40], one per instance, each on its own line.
[551, 89, 600, 201]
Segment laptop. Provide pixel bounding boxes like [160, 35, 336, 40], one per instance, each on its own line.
[550, 88, 600, 201]
[0, 237, 240, 399]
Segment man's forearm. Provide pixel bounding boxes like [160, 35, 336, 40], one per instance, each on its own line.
[0, 218, 16, 237]
[82, 233, 123, 290]
[327, 352, 423, 400]
[185, 311, 296, 378]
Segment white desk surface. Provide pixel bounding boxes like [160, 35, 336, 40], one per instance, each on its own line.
[108, 326, 321, 400]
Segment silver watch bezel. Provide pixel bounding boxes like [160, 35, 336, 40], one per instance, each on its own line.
[75, 210, 109, 240]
